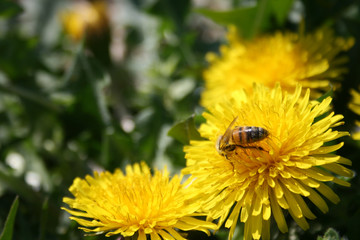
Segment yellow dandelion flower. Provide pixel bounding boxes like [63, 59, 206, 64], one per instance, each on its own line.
[348, 88, 360, 140]
[62, 162, 216, 239]
[60, 1, 108, 41]
[183, 84, 353, 240]
[201, 26, 354, 107]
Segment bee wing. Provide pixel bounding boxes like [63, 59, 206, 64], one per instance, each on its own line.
[221, 116, 238, 145]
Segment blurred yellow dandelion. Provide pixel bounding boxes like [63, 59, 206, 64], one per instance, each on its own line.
[348, 88, 360, 140]
[60, 1, 108, 41]
[183, 84, 353, 240]
[201, 26, 354, 107]
[62, 162, 216, 239]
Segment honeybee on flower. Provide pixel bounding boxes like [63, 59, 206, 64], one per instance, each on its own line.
[216, 116, 269, 159]
[183, 83, 353, 240]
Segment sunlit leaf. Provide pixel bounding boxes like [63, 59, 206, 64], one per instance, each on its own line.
[317, 228, 341, 240]
[168, 115, 204, 145]
[0, 196, 19, 240]
[195, 0, 293, 39]
[269, 0, 294, 24]
[195, 7, 258, 39]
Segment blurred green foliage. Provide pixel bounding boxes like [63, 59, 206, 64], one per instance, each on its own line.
[317, 228, 344, 240]
[0, 0, 359, 240]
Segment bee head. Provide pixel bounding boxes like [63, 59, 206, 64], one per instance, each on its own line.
[215, 135, 223, 155]
[216, 134, 236, 158]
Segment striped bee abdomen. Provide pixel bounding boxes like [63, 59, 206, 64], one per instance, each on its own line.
[232, 126, 269, 145]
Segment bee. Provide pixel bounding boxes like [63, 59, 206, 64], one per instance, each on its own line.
[216, 116, 269, 158]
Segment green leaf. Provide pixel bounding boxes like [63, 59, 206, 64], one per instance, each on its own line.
[168, 115, 204, 145]
[194, 0, 273, 39]
[312, 85, 334, 123]
[0, 1, 22, 18]
[0, 196, 19, 240]
[147, 0, 191, 31]
[269, 0, 294, 25]
[100, 129, 134, 169]
[80, 53, 112, 127]
[317, 228, 341, 240]
[195, 0, 293, 39]
[195, 7, 258, 39]
[316, 84, 334, 103]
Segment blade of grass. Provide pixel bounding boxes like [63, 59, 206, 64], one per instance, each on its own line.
[0, 196, 19, 240]
[39, 197, 49, 240]
[79, 53, 112, 128]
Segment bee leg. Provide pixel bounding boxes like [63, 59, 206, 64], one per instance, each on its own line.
[257, 146, 265, 151]
[237, 145, 257, 149]
[224, 153, 235, 171]
[229, 160, 235, 171]
[224, 144, 236, 152]
[238, 145, 268, 152]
